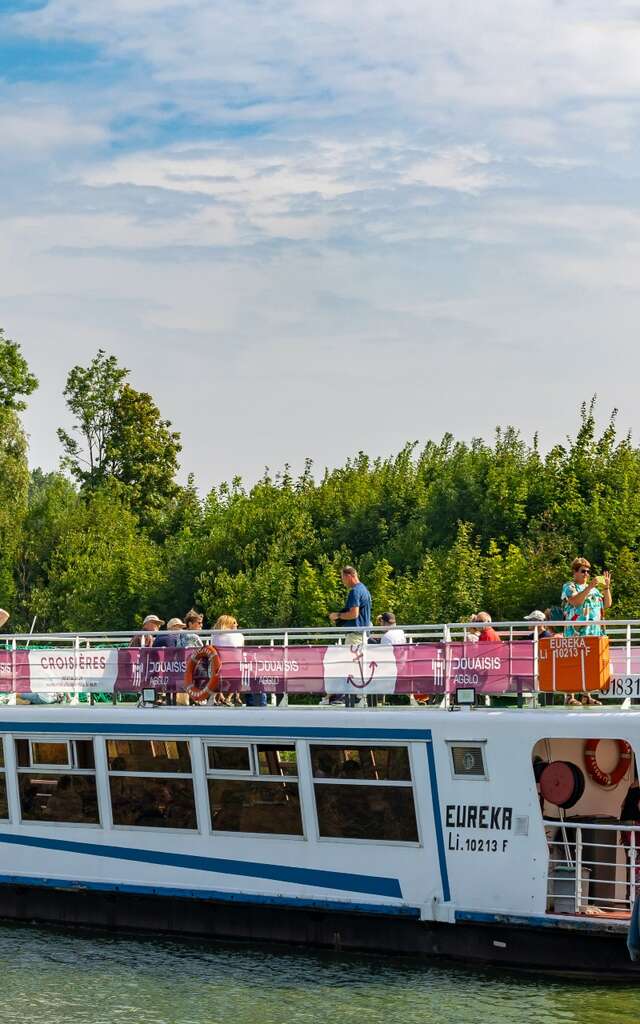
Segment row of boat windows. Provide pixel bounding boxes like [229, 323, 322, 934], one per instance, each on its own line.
[0, 738, 418, 843]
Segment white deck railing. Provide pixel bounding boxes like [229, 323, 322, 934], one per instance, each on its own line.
[0, 620, 639, 699]
[545, 818, 639, 916]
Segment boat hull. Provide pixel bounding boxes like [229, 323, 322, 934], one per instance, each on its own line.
[0, 880, 636, 979]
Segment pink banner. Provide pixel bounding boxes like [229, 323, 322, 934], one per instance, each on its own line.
[0, 641, 537, 696]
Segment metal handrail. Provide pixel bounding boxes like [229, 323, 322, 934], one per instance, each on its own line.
[1, 618, 640, 644]
[545, 819, 640, 915]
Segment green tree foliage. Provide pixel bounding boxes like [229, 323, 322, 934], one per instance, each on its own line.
[0, 332, 38, 613]
[57, 350, 127, 485]
[57, 350, 182, 530]
[0, 331, 38, 411]
[33, 483, 168, 631]
[187, 400, 640, 627]
[6, 350, 640, 634]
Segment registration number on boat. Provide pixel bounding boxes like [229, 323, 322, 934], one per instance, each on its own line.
[600, 675, 640, 699]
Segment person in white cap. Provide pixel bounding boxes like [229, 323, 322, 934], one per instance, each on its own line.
[154, 617, 185, 649]
[129, 614, 164, 647]
[524, 610, 554, 641]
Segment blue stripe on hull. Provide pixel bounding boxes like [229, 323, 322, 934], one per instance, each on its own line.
[0, 832, 402, 898]
[0, 873, 421, 918]
[425, 741, 450, 903]
[0, 721, 433, 741]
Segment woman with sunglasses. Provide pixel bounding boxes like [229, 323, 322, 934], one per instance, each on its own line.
[561, 557, 612, 704]
[561, 558, 612, 635]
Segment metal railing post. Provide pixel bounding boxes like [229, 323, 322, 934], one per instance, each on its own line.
[631, 830, 637, 910]
[575, 826, 583, 914]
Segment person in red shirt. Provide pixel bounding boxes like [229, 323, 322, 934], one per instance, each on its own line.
[475, 611, 502, 642]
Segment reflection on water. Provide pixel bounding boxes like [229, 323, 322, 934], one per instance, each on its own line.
[0, 923, 637, 1024]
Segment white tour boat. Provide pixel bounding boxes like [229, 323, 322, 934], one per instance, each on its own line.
[0, 620, 638, 978]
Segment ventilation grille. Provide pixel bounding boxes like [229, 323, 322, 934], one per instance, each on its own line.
[451, 744, 486, 777]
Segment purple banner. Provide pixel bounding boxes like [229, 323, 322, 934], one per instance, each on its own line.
[0, 641, 537, 695]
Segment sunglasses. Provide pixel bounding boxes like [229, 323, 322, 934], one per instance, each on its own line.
[577, 568, 590, 575]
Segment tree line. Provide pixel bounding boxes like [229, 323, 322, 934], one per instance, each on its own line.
[2, 329, 639, 633]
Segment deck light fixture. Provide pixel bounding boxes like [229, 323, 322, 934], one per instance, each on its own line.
[454, 686, 476, 707]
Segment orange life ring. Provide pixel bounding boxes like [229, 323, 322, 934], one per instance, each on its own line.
[584, 738, 633, 788]
[184, 645, 222, 703]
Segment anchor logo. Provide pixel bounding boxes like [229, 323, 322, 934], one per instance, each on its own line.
[346, 642, 378, 689]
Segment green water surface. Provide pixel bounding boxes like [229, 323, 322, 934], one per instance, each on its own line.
[0, 924, 636, 1024]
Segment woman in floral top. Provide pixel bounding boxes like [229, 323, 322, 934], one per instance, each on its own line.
[561, 557, 612, 636]
[561, 557, 612, 705]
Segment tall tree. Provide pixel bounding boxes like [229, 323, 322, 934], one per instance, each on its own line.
[57, 349, 127, 487]
[57, 351, 182, 529]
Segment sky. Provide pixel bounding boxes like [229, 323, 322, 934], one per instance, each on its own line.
[2, 1, 640, 491]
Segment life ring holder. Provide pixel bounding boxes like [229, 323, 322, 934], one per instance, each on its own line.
[584, 738, 633, 788]
[184, 645, 222, 703]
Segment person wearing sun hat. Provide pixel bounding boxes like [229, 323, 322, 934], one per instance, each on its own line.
[153, 616, 185, 649]
[524, 609, 554, 641]
[129, 613, 164, 647]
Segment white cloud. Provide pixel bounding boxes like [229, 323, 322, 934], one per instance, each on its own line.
[3, 1, 640, 488]
[0, 103, 106, 151]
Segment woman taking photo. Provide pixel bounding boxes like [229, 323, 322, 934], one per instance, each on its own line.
[561, 557, 612, 706]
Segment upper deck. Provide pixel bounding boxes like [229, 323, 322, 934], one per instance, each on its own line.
[1, 619, 639, 704]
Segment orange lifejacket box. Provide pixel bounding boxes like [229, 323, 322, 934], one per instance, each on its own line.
[538, 635, 610, 693]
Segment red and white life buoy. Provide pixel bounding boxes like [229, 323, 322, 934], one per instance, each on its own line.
[184, 645, 222, 703]
[584, 738, 632, 788]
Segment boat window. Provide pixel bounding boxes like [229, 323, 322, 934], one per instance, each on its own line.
[257, 745, 297, 777]
[311, 744, 418, 843]
[109, 778, 197, 830]
[206, 742, 303, 836]
[449, 743, 487, 779]
[18, 774, 99, 824]
[15, 737, 99, 825]
[207, 746, 251, 773]
[105, 737, 197, 831]
[0, 739, 8, 820]
[310, 746, 411, 781]
[208, 779, 302, 836]
[106, 739, 191, 774]
[16, 739, 95, 771]
[314, 784, 419, 842]
[31, 741, 71, 768]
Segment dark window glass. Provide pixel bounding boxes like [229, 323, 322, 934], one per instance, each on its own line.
[75, 740, 95, 770]
[257, 745, 297, 777]
[0, 776, 8, 819]
[0, 739, 4, 768]
[451, 745, 485, 777]
[209, 779, 302, 835]
[15, 739, 29, 767]
[207, 746, 250, 772]
[106, 739, 192, 774]
[32, 742, 70, 766]
[110, 777, 197, 829]
[310, 746, 411, 781]
[19, 774, 99, 824]
[314, 784, 418, 842]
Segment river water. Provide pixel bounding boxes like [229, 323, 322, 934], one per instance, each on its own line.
[0, 924, 638, 1024]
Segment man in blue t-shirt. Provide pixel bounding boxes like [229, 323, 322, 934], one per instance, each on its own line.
[328, 567, 372, 708]
[329, 566, 372, 629]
